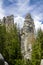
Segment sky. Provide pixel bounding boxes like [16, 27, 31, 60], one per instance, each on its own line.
[0, 0, 43, 31]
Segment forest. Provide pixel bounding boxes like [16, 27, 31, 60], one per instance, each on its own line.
[0, 24, 43, 65]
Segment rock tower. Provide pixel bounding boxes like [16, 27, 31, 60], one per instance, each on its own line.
[21, 13, 35, 60]
[3, 15, 14, 32]
[0, 15, 14, 32]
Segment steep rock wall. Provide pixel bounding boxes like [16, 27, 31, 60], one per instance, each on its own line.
[21, 13, 35, 60]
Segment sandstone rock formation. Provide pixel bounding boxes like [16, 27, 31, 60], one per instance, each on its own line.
[3, 15, 14, 32]
[0, 15, 14, 32]
[40, 59, 43, 65]
[0, 53, 8, 65]
[21, 13, 35, 60]
[0, 53, 4, 60]
[4, 61, 8, 65]
[0, 53, 4, 65]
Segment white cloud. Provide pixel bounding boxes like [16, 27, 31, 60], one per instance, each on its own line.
[33, 16, 43, 31]
[3, 0, 43, 31]
[4, 0, 30, 16]
[41, 24, 43, 31]
[14, 16, 25, 29]
[0, 0, 4, 19]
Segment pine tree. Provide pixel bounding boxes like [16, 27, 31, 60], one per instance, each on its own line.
[0, 25, 6, 54]
[32, 29, 43, 65]
[3, 25, 22, 65]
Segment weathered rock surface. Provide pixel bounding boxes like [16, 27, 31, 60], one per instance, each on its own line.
[0, 15, 14, 32]
[4, 61, 8, 65]
[40, 59, 43, 65]
[21, 13, 35, 60]
[0, 54, 4, 60]
[0, 53, 4, 65]
[3, 15, 14, 32]
[0, 53, 8, 65]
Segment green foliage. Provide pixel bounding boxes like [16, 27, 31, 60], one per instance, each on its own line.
[0, 24, 43, 65]
[32, 41, 41, 65]
[14, 59, 26, 65]
[32, 29, 43, 65]
[0, 24, 22, 65]
[37, 29, 43, 59]
[14, 59, 32, 65]
[0, 25, 6, 54]
[2, 25, 22, 65]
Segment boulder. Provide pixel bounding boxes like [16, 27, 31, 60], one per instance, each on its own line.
[0, 53, 4, 65]
[4, 61, 8, 65]
[40, 59, 43, 65]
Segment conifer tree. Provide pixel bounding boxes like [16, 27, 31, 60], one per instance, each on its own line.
[32, 29, 43, 65]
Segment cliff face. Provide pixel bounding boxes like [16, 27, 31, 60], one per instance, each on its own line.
[0, 15, 14, 32]
[21, 13, 35, 60]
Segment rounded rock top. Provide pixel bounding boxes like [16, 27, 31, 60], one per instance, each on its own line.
[25, 13, 31, 19]
[0, 53, 4, 60]
[4, 61, 8, 65]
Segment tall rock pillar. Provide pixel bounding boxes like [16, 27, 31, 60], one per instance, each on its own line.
[21, 13, 35, 60]
[2, 15, 14, 32]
